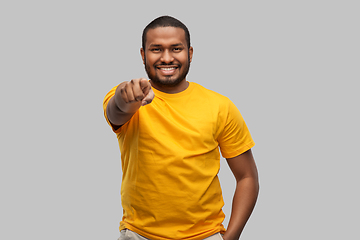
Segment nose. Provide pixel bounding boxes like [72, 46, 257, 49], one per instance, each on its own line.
[160, 49, 174, 63]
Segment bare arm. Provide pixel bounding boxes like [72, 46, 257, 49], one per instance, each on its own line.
[106, 78, 154, 128]
[222, 149, 259, 240]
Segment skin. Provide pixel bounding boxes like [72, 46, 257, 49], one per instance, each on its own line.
[224, 150, 259, 240]
[106, 27, 192, 127]
[141, 27, 193, 93]
[106, 26, 259, 240]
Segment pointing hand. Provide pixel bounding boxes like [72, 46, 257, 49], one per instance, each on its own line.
[119, 78, 155, 107]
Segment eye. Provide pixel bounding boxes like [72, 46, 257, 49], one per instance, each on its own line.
[173, 47, 183, 52]
[151, 48, 161, 52]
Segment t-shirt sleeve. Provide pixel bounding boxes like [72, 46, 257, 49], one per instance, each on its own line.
[218, 99, 255, 159]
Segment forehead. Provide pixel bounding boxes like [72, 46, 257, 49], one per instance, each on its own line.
[145, 27, 186, 47]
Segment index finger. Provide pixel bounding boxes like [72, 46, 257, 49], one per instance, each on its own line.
[139, 78, 151, 94]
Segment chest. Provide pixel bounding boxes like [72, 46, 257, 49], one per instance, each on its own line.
[137, 98, 223, 152]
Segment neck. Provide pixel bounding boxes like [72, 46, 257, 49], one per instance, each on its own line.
[150, 79, 189, 93]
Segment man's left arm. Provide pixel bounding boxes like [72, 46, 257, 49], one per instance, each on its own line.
[222, 149, 259, 240]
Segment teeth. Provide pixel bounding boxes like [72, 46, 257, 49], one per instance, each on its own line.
[160, 67, 175, 70]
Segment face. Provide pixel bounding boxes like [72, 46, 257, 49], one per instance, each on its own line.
[141, 27, 193, 92]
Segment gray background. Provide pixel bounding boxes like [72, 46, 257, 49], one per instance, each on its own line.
[1, 0, 359, 239]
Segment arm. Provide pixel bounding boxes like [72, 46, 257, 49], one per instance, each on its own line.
[222, 149, 259, 240]
[106, 78, 154, 127]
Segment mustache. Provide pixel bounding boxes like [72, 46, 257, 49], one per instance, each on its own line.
[155, 63, 180, 66]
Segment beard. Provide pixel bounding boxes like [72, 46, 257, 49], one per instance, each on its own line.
[144, 55, 191, 88]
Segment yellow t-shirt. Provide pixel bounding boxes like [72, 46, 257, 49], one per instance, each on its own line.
[103, 82, 255, 240]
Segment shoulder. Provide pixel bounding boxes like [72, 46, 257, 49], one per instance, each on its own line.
[191, 82, 231, 103]
[189, 83, 238, 122]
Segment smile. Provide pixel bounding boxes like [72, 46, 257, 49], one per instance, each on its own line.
[156, 66, 179, 75]
[158, 67, 176, 70]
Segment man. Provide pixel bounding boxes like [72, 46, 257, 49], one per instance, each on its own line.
[103, 16, 259, 240]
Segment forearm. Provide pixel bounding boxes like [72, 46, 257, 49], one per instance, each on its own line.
[223, 177, 259, 240]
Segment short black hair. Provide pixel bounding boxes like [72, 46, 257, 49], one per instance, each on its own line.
[142, 16, 191, 50]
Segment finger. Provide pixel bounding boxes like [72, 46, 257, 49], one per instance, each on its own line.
[141, 88, 155, 106]
[130, 79, 146, 101]
[124, 82, 137, 102]
[139, 78, 151, 95]
[120, 85, 130, 103]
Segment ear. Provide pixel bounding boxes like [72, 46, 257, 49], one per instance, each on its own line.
[189, 46, 193, 63]
[140, 48, 145, 64]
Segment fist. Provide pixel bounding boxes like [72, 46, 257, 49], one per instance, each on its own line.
[119, 78, 154, 106]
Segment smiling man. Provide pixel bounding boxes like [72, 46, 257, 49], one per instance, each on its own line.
[141, 26, 192, 93]
[103, 16, 259, 240]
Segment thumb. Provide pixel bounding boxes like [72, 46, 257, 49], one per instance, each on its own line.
[140, 78, 151, 94]
[141, 87, 155, 106]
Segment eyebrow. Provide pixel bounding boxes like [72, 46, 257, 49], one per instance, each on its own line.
[149, 43, 185, 48]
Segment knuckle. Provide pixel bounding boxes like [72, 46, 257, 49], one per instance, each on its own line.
[135, 94, 144, 101]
